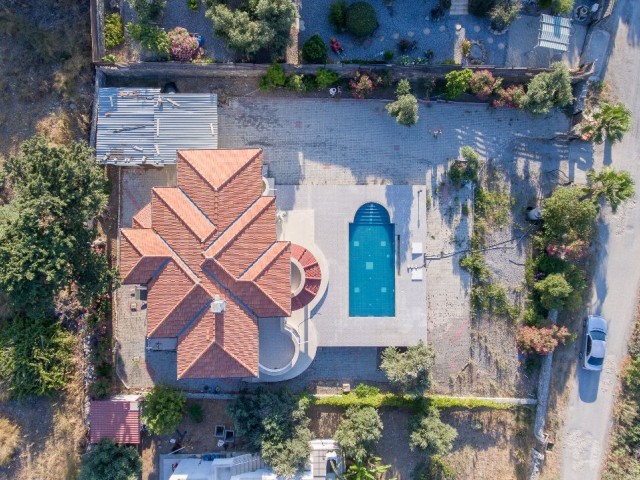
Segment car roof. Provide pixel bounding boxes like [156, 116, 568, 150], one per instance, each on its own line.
[590, 340, 606, 358]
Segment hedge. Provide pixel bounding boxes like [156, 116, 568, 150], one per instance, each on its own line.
[313, 393, 515, 411]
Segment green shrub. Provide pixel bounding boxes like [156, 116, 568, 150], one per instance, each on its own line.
[409, 407, 458, 456]
[460, 252, 490, 281]
[334, 406, 383, 463]
[551, 0, 574, 14]
[0, 316, 74, 399]
[525, 62, 573, 115]
[187, 0, 199, 9]
[471, 282, 518, 319]
[287, 74, 306, 92]
[104, 13, 124, 49]
[329, 0, 347, 32]
[489, 1, 522, 32]
[345, 2, 378, 38]
[79, 439, 141, 480]
[449, 146, 480, 185]
[260, 62, 287, 90]
[187, 403, 204, 423]
[127, 0, 167, 23]
[534, 273, 572, 311]
[101, 54, 118, 63]
[384, 50, 394, 61]
[354, 383, 381, 398]
[474, 188, 510, 227]
[126, 23, 170, 59]
[301, 34, 327, 63]
[541, 186, 598, 245]
[142, 386, 186, 435]
[315, 68, 340, 88]
[444, 68, 473, 99]
[386, 80, 419, 127]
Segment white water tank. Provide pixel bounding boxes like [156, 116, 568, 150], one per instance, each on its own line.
[210, 297, 226, 313]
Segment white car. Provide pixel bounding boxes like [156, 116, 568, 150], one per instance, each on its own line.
[581, 315, 607, 371]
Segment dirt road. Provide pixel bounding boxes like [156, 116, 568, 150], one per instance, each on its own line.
[560, 1, 640, 478]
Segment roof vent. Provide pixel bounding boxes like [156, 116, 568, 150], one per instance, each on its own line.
[210, 296, 226, 314]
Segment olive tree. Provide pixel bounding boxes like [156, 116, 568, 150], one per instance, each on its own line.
[142, 385, 185, 435]
[334, 406, 383, 463]
[541, 186, 598, 245]
[380, 340, 436, 396]
[525, 62, 573, 115]
[79, 439, 141, 480]
[409, 407, 458, 456]
[386, 79, 419, 127]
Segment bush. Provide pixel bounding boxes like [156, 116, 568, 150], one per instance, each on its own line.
[489, 1, 522, 32]
[461, 39, 472, 57]
[468, 70, 502, 99]
[380, 340, 436, 396]
[187, 403, 204, 423]
[542, 186, 598, 245]
[384, 50, 394, 61]
[409, 407, 458, 456]
[127, 0, 167, 23]
[104, 13, 124, 49]
[354, 383, 381, 398]
[551, 0, 574, 15]
[469, 0, 497, 16]
[493, 85, 526, 108]
[525, 62, 573, 115]
[386, 79, 419, 127]
[101, 54, 118, 63]
[444, 68, 473, 100]
[0, 417, 20, 466]
[334, 406, 383, 463]
[349, 71, 374, 99]
[315, 68, 340, 88]
[449, 145, 480, 185]
[227, 388, 312, 477]
[460, 252, 491, 281]
[516, 325, 571, 355]
[187, 0, 199, 9]
[301, 34, 328, 63]
[474, 188, 510, 226]
[329, 0, 347, 32]
[79, 439, 142, 480]
[168, 27, 199, 61]
[286, 74, 305, 91]
[345, 2, 378, 38]
[126, 23, 170, 59]
[142, 386, 185, 435]
[534, 273, 573, 311]
[261, 62, 287, 90]
[314, 392, 514, 410]
[0, 316, 74, 399]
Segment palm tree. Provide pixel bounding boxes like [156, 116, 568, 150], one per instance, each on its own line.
[586, 167, 635, 212]
[582, 101, 632, 144]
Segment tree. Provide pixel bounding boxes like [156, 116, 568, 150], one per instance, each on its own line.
[541, 186, 598, 245]
[525, 62, 573, 115]
[587, 167, 635, 212]
[334, 407, 383, 463]
[444, 69, 473, 100]
[0, 136, 113, 317]
[0, 316, 74, 399]
[409, 407, 458, 456]
[516, 325, 570, 355]
[380, 340, 436, 396]
[301, 34, 328, 63]
[206, 0, 296, 60]
[386, 79, 419, 127]
[534, 273, 573, 311]
[227, 388, 312, 477]
[79, 439, 142, 480]
[489, 0, 521, 32]
[142, 385, 185, 435]
[345, 2, 378, 38]
[551, 0, 574, 15]
[344, 457, 393, 480]
[582, 102, 632, 144]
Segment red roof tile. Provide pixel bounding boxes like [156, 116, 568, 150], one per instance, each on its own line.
[178, 149, 262, 190]
[118, 149, 290, 380]
[90, 399, 140, 444]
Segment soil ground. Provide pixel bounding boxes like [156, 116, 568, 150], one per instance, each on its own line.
[0, 1, 94, 478]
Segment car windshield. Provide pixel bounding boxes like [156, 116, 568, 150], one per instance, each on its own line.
[591, 330, 606, 341]
[588, 356, 604, 366]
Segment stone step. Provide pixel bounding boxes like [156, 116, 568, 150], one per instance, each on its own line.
[449, 0, 469, 15]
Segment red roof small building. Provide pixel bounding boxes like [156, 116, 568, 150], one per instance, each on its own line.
[90, 397, 141, 444]
[120, 149, 293, 380]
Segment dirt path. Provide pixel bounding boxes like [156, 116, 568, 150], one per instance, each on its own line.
[559, 1, 640, 478]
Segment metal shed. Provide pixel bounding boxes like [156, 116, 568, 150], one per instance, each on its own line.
[537, 14, 573, 52]
[96, 88, 218, 166]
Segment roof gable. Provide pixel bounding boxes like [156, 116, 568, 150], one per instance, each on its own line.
[152, 187, 216, 242]
[178, 149, 262, 190]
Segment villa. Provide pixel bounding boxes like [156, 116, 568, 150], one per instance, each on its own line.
[107, 88, 428, 384]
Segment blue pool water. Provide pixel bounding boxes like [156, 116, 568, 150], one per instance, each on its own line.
[349, 203, 396, 317]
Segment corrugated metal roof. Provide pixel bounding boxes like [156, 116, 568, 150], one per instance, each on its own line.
[96, 87, 218, 165]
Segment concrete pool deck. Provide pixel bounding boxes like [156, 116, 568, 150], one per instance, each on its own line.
[277, 184, 428, 347]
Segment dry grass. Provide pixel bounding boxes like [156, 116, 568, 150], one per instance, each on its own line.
[0, 417, 20, 467]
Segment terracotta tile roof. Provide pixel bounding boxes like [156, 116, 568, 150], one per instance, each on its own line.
[119, 148, 290, 380]
[178, 149, 262, 190]
[90, 399, 140, 444]
[132, 203, 152, 229]
[152, 187, 216, 242]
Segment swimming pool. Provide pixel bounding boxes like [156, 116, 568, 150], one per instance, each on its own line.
[349, 203, 396, 317]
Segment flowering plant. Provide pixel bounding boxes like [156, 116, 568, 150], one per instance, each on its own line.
[516, 325, 570, 355]
[168, 27, 199, 62]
